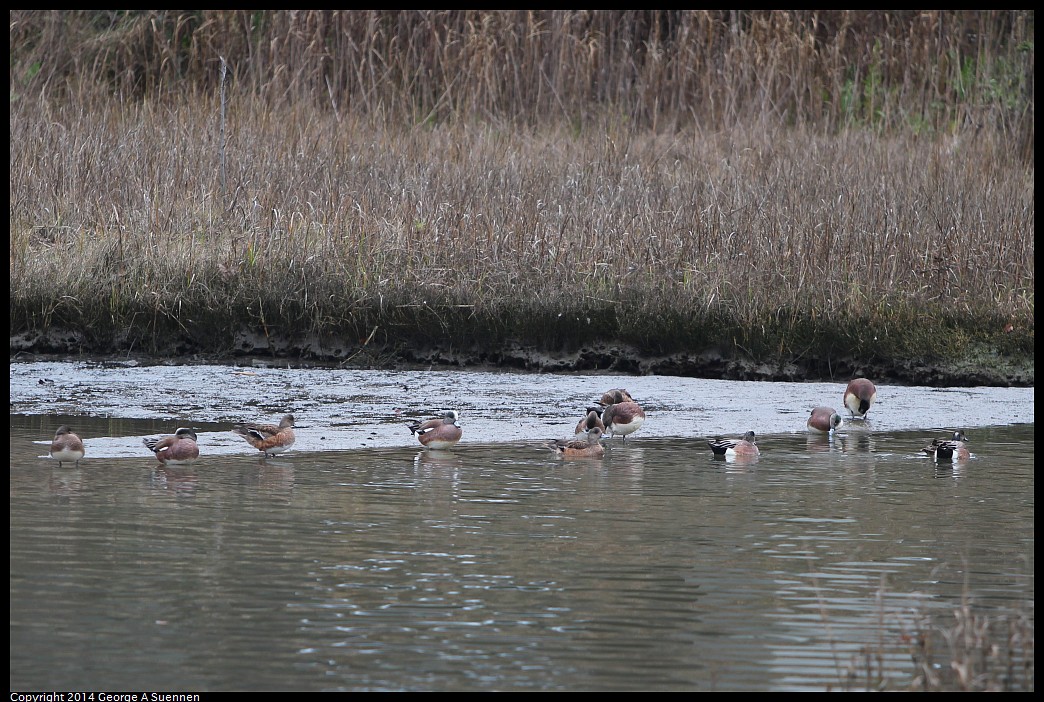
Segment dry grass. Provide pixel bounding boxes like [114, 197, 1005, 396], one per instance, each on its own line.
[834, 578, 1034, 691]
[8, 11, 1035, 371]
[10, 11, 1034, 145]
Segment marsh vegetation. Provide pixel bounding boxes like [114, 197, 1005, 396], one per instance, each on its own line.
[8, 11, 1034, 383]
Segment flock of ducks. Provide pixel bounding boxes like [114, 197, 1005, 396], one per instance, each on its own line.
[48, 415, 299, 467]
[45, 377, 972, 468]
[546, 387, 648, 458]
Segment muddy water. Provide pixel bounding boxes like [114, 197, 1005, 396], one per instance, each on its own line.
[9, 361, 1035, 691]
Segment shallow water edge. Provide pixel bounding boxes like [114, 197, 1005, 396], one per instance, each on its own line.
[10, 359, 1033, 458]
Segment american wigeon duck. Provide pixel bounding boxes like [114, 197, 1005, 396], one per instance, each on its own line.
[707, 431, 760, 457]
[575, 406, 606, 437]
[232, 413, 296, 457]
[602, 401, 646, 440]
[922, 431, 970, 462]
[807, 406, 843, 434]
[548, 426, 605, 458]
[598, 389, 646, 441]
[843, 378, 877, 419]
[49, 425, 85, 468]
[143, 427, 200, 465]
[600, 388, 636, 405]
[407, 410, 462, 450]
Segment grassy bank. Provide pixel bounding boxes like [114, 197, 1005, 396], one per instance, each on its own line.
[8, 11, 1034, 384]
[835, 582, 1034, 691]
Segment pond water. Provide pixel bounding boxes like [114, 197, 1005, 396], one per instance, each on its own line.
[9, 361, 1035, 691]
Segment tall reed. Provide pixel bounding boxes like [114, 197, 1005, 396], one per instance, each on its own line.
[10, 11, 1033, 145]
[8, 11, 1034, 375]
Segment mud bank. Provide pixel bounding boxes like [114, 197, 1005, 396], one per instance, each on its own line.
[392, 341, 1035, 388]
[10, 328, 1034, 387]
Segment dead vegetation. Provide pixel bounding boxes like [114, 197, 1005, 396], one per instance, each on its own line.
[8, 11, 1034, 378]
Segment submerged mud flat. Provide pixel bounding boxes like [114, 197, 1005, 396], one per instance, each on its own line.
[10, 358, 1035, 460]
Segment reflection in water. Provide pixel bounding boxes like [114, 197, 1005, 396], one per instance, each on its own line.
[723, 457, 759, 474]
[837, 432, 876, 453]
[150, 465, 201, 496]
[413, 448, 464, 473]
[252, 460, 297, 501]
[804, 433, 842, 453]
[47, 467, 85, 502]
[933, 462, 967, 481]
[804, 434, 829, 452]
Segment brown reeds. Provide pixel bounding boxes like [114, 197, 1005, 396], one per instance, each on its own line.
[8, 11, 1034, 378]
[10, 11, 1034, 142]
[833, 576, 1034, 692]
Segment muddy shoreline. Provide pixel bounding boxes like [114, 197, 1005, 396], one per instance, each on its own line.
[10, 329, 1034, 387]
